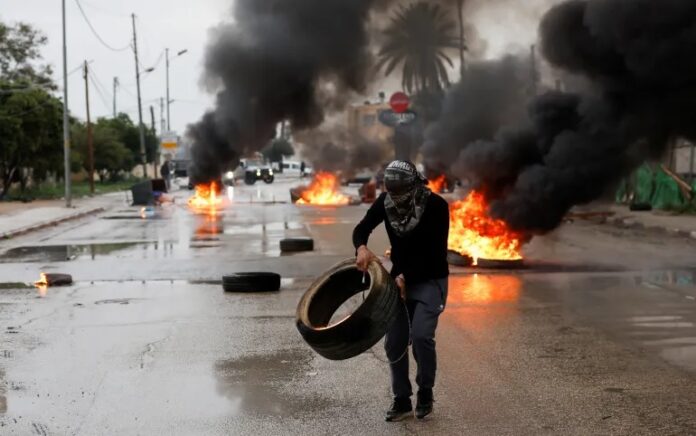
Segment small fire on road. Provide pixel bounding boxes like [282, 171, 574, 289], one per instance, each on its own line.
[34, 273, 48, 297]
[448, 190, 524, 265]
[188, 182, 223, 212]
[295, 172, 350, 206]
[427, 175, 447, 193]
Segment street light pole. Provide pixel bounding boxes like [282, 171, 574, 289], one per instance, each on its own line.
[165, 48, 187, 132]
[61, 0, 72, 207]
[131, 13, 148, 178]
[166, 48, 170, 132]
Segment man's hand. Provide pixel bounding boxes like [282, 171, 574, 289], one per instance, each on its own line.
[395, 274, 406, 300]
[356, 245, 377, 272]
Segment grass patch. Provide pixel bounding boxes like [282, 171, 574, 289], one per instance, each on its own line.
[4, 180, 140, 202]
[0, 282, 32, 290]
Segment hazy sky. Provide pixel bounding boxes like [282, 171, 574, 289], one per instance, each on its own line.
[1, 0, 552, 140]
[2, 0, 230, 137]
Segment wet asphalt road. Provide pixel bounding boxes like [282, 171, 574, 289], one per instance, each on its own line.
[0, 178, 696, 435]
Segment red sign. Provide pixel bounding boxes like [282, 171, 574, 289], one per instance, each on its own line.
[389, 92, 410, 114]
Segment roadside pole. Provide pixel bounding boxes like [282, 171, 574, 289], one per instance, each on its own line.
[131, 13, 148, 178]
[83, 61, 94, 195]
[62, 0, 72, 207]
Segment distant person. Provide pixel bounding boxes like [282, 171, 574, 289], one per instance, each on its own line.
[300, 161, 306, 178]
[353, 160, 449, 422]
[160, 158, 172, 191]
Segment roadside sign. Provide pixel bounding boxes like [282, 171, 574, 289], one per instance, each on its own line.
[161, 131, 178, 150]
[389, 92, 410, 114]
[378, 109, 417, 127]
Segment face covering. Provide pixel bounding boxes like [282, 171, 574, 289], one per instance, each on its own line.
[383, 161, 431, 236]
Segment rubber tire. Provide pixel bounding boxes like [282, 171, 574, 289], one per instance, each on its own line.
[447, 250, 473, 267]
[629, 202, 652, 212]
[263, 175, 274, 184]
[296, 258, 400, 361]
[222, 272, 281, 292]
[244, 174, 257, 185]
[43, 273, 73, 286]
[280, 238, 314, 253]
[476, 258, 525, 269]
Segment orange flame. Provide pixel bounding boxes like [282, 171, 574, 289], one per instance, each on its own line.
[427, 175, 447, 193]
[34, 273, 48, 297]
[188, 182, 223, 211]
[448, 190, 524, 264]
[296, 172, 350, 206]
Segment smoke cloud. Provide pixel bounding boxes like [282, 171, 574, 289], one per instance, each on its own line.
[295, 126, 391, 174]
[187, 0, 394, 184]
[427, 0, 696, 234]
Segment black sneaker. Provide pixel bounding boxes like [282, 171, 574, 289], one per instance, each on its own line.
[415, 390, 433, 420]
[385, 397, 412, 422]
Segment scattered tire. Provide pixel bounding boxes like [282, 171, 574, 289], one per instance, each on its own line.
[280, 238, 315, 253]
[296, 258, 400, 360]
[629, 202, 652, 212]
[476, 258, 525, 269]
[41, 273, 73, 287]
[447, 250, 473, 267]
[222, 272, 281, 293]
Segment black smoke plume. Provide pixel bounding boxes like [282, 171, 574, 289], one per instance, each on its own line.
[187, 0, 393, 184]
[427, 0, 696, 234]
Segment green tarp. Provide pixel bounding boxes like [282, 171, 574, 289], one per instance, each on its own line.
[616, 164, 693, 210]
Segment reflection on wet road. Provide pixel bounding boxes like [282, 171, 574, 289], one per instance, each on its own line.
[0, 180, 695, 434]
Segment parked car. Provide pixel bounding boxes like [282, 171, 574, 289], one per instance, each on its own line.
[280, 160, 313, 177]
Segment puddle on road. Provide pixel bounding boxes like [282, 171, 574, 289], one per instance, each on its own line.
[214, 349, 330, 416]
[544, 270, 696, 373]
[0, 243, 155, 263]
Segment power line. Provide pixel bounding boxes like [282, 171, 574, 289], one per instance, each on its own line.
[74, 0, 131, 52]
[88, 73, 111, 113]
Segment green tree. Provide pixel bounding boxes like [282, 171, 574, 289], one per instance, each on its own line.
[101, 113, 158, 165]
[376, 2, 460, 94]
[262, 138, 295, 167]
[71, 120, 133, 182]
[0, 81, 63, 197]
[0, 21, 54, 88]
[0, 20, 62, 198]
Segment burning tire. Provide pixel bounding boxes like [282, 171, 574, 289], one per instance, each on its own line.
[476, 258, 525, 269]
[447, 250, 473, 267]
[222, 273, 281, 293]
[280, 238, 314, 253]
[296, 259, 400, 360]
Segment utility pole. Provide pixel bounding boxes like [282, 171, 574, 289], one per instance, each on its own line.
[131, 13, 148, 178]
[165, 48, 187, 132]
[113, 77, 119, 117]
[150, 105, 160, 178]
[61, 0, 72, 207]
[159, 97, 166, 134]
[165, 48, 170, 132]
[84, 61, 95, 195]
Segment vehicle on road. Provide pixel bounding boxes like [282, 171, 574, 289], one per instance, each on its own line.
[280, 160, 314, 177]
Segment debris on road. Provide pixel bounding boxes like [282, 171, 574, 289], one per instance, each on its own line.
[280, 238, 315, 253]
[222, 273, 281, 293]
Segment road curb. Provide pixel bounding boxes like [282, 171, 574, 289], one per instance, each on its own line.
[0, 207, 105, 240]
[606, 214, 696, 239]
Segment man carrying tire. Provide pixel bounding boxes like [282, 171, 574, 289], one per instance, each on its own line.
[353, 160, 449, 422]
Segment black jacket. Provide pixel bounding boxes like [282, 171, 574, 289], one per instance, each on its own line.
[353, 192, 449, 284]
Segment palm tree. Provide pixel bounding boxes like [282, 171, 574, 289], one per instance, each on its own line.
[377, 2, 461, 94]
